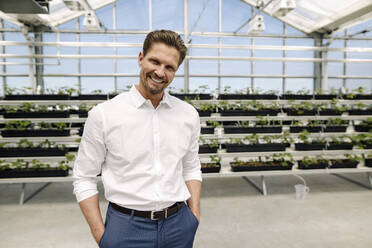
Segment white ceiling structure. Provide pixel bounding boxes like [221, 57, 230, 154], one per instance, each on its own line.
[241, 0, 372, 35]
[0, 0, 371, 36]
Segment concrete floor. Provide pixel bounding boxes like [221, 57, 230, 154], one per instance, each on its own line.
[1, 173, 372, 248]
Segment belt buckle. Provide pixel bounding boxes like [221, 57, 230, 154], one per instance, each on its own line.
[150, 209, 168, 220]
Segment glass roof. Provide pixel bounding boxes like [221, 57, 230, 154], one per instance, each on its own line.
[0, 0, 372, 36]
[241, 0, 372, 35]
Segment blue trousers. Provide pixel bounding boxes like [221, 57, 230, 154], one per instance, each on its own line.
[99, 202, 199, 248]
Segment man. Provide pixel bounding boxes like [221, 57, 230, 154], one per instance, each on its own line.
[73, 30, 202, 248]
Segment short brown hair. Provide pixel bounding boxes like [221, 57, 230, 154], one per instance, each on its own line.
[143, 30, 187, 66]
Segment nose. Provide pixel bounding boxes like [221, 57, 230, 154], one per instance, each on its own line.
[154, 66, 165, 79]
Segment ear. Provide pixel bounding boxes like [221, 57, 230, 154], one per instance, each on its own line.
[138, 51, 143, 67]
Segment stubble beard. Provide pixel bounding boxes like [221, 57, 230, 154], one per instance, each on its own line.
[142, 72, 167, 95]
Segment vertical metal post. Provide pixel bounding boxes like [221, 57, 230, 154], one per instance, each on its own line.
[184, 0, 189, 92]
[113, 1, 117, 92]
[26, 37, 35, 93]
[313, 33, 323, 92]
[34, 29, 44, 92]
[282, 23, 287, 93]
[76, 18, 81, 92]
[343, 29, 348, 88]
[250, 7, 254, 89]
[19, 183, 26, 205]
[149, 0, 152, 31]
[0, 19, 6, 94]
[217, 0, 222, 94]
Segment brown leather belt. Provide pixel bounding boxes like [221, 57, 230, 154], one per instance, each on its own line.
[110, 202, 184, 220]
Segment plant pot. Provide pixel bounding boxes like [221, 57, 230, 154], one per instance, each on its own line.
[290, 126, 322, 133]
[348, 109, 372, 115]
[224, 126, 282, 134]
[344, 94, 372, 100]
[329, 159, 358, 169]
[72, 94, 111, 100]
[326, 142, 353, 150]
[1, 129, 70, 137]
[225, 143, 286, 153]
[0, 168, 69, 178]
[324, 126, 348, 133]
[318, 109, 342, 116]
[201, 163, 221, 173]
[220, 109, 279, 116]
[217, 94, 278, 100]
[201, 127, 214, 134]
[198, 145, 218, 154]
[170, 93, 212, 100]
[365, 159, 372, 167]
[285, 109, 317, 116]
[280, 94, 313, 100]
[78, 110, 88, 118]
[230, 161, 293, 171]
[3, 111, 70, 118]
[295, 142, 326, 151]
[4, 94, 69, 100]
[297, 161, 328, 169]
[197, 110, 212, 117]
[314, 94, 338, 100]
[0, 148, 67, 157]
[354, 125, 372, 132]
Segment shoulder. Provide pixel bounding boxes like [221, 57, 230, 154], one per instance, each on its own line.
[88, 91, 131, 117]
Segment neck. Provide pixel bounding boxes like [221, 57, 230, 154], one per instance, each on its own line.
[135, 84, 163, 108]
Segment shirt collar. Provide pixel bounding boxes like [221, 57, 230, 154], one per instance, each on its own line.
[130, 85, 173, 109]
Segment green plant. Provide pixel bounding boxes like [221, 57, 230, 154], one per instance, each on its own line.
[269, 153, 294, 165]
[4, 120, 32, 130]
[53, 122, 68, 131]
[58, 153, 75, 171]
[298, 130, 311, 144]
[17, 139, 34, 148]
[228, 137, 244, 144]
[198, 103, 216, 112]
[209, 155, 221, 164]
[301, 155, 328, 167]
[327, 118, 348, 126]
[206, 121, 221, 128]
[232, 157, 245, 166]
[244, 133, 260, 144]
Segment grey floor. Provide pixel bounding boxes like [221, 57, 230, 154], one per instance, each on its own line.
[1, 173, 372, 248]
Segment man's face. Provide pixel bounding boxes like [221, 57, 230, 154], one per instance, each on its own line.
[138, 42, 180, 96]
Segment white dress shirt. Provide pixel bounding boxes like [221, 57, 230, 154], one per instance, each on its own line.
[73, 85, 202, 211]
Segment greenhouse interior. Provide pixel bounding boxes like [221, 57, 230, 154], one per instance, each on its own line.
[0, 0, 372, 247]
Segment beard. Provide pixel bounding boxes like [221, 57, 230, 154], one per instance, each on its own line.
[141, 72, 168, 95]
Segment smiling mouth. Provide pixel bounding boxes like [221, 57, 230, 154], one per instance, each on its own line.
[149, 75, 165, 85]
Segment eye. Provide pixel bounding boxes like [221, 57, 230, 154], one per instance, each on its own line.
[150, 59, 159, 65]
[166, 65, 175, 72]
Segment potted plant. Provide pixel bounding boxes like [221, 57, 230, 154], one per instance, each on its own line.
[290, 119, 322, 133]
[197, 102, 216, 117]
[4, 86, 70, 100]
[348, 102, 372, 115]
[326, 135, 353, 150]
[202, 121, 220, 134]
[285, 101, 318, 116]
[364, 153, 372, 167]
[230, 153, 294, 172]
[324, 118, 349, 133]
[298, 155, 329, 169]
[281, 89, 313, 100]
[3, 103, 70, 118]
[313, 87, 339, 100]
[0, 139, 68, 157]
[199, 138, 219, 154]
[225, 134, 286, 153]
[201, 155, 221, 173]
[354, 117, 372, 132]
[329, 154, 361, 169]
[295, 130, 326, 151]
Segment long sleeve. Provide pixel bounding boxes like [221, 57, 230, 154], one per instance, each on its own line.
[182, 110, 202, 182]
[73, 106, 107, 202]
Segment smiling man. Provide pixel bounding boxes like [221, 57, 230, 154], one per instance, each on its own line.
[73, 30, 202, 248]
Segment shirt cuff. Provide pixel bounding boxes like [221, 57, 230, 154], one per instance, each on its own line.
[184, 173, 202, 182]
[74, 189, 99, 203]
